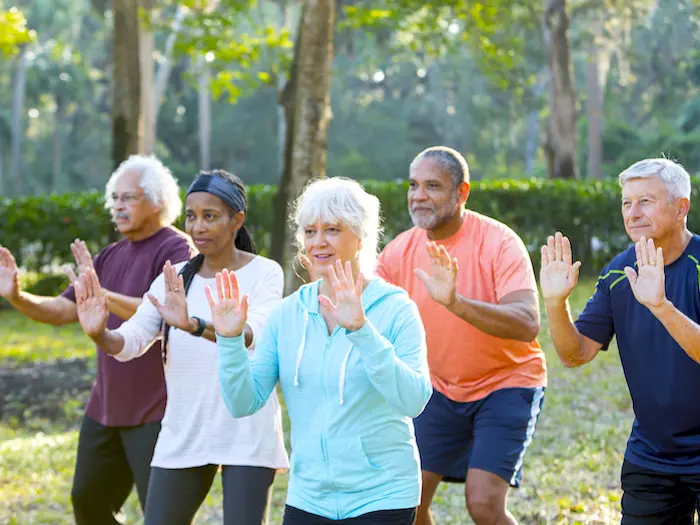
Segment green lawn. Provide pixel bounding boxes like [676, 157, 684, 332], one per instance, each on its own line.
[0, 279, 635, 524]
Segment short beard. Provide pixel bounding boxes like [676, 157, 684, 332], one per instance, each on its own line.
[409, 196, 459, 231]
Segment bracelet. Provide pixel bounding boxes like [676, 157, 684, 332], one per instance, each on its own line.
[190, 316, 206, 337]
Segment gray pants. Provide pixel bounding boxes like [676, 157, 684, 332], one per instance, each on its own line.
[144, 464, 276, 525]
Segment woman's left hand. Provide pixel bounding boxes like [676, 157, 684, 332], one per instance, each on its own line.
[318, 260, 367, 332]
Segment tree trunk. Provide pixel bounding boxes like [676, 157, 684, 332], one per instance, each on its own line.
[10, 47, 28, 196]
[198, 55, 211, 171]
[525, 71, 546, 174]
[152, 7, 187, 131]
[543, 0, 577, 179]
[585, 15, 610, 180]
[112, 0, 142, 170]
[52, 102, 65, 193]
[140, 0, 156, 153]
[270, 0, 336, 295]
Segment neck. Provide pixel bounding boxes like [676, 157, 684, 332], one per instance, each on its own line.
[202, 245, 248, 276]
[427, 209, 464, 241]
[655, 227, 693, 265]
[124, 221, 165, 242]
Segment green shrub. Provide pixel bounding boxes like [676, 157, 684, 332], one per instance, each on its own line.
[4, 177, 693, 276]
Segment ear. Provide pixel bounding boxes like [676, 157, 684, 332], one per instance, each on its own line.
[231, 210, 246, 230]
[676, 197, 690, 221]
[457, 181, 471, 206]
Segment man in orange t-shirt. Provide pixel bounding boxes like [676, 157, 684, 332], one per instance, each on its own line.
[377, 146, 546, 525]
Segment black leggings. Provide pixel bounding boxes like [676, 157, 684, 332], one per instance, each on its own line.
[71, 415, 160, 525]
[144, 464, 276, 525]
[282, 505, 416, 524]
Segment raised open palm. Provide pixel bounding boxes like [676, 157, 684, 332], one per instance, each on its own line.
[318, 260, 367, 332]
[205, 269, 249, 338]
[540, 232, 582, 305]
[147, 261, 190, 330]
[625, 237, 666, 310]
[75, 270, 109, 338]
[65, 239, 95, 284]
[414, 241, 459, 307]
[0, 246, 20, 300]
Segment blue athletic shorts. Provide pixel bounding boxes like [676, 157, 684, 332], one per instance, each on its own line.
[414, 386, 545, 487]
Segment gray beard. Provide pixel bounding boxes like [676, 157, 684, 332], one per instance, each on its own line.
[409, 199, 459, 231]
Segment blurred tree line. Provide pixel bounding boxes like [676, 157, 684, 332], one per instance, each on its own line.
[3, 0, 700, 197]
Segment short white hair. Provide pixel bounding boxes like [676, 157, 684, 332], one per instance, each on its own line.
[105, 154, 182, 225]
[619, 158, 691, 201]
[292, 177, 383, 275]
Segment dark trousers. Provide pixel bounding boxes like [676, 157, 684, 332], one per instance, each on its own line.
[283, 505, 416, 524]
[144, 464, 276, 525]
[71, 415, 161, 525]
[621, 459, 700, 524]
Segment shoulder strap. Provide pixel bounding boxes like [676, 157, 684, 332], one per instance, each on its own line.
[161, 254, 205, 363]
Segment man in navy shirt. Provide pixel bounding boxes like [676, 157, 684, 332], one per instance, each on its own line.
[540, 158, 700, 524]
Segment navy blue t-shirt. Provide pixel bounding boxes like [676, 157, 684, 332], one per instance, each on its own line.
[575, 234, 700, 473]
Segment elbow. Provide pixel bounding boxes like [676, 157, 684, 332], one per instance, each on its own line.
[407, 381, 433, 418]
[515, 317, 541, 343]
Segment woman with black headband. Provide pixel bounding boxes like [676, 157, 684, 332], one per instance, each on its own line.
[72, 170, 288, 525]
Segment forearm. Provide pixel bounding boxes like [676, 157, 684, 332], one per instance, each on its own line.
[104, 292, 142, 321]
[446, 294, 539, 342]
[650, 300, 700, 365]
[544, 300, 589, 367]
[8, 292, 77, 326]
[89, 329, 126, 356]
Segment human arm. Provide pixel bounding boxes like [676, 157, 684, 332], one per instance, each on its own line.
[0, 245, 78, 325]
[540, 232, 605, 367]
[209, 270, 281, 417]
[625, 237, 700, 365]
[414, 240, 540, 342]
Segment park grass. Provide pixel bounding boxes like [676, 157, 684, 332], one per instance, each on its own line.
[0, 278, 635, 524]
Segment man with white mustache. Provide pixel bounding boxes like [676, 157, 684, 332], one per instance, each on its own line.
[0, 154, 195, 524]
[377, 146, 545, 525]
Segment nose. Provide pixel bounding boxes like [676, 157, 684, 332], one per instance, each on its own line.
[627, 201, 643, 218]
[191, 218, 207, 234]
[411, 186, 428, 201]
[309, 231, 328, 249]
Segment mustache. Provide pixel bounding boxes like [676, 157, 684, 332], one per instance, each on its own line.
[112, 212, 130, 221]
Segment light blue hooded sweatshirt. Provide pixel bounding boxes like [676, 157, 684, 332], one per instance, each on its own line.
[217, 277, 432, 520]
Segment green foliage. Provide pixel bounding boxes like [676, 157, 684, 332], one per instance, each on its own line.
[0, 7, 36, 57]
[0, 178, 654, 274]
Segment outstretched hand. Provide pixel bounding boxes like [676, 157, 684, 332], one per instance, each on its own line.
[75, 269, 109, 338]
[205, 269, 249, 338]
[64, 239, 95, 284]
[0, 246, 20, 300]
[318, 260, 367, 332]
[625, 236, 667, 310]
[147, 261, 191, 330]
[540, 231, 582, 306]
[414, 241, 459, 307]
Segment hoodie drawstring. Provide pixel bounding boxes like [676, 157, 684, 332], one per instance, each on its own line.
[293, 310, 309, 387]
[338, 345, 353, 405]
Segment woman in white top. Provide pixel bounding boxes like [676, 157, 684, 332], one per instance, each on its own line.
[73, 170, 289, 525]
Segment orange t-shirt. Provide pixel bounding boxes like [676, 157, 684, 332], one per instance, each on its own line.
[377, 210, 547, 402]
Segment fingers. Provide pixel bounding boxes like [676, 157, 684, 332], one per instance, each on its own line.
[318, 294, 336, 311]
[75, 276, 85, 304]
[64, 266, 78, 284]
[355, 271, 364, 295]
[0, 246, 17, 269]
[569, 261, 582, 287]
[327, 263, 341, 290]
[216, 271, 225, 302]
[177, 275, 185, 295]
[299, 254, 312, 274]
[540, 245, 549, 269]
[344, 261, 355, 290]
[546, 235, 556, 263]
[554, 231, 563, 261]
[205, 284, 217, 309]
[414, 268, 430, 287]
[452, 257, 459, 274]
[333, 259, 348, 289]
[624, 266, 638, 285]
[147, 293, 163, 310]
[221, 269, 232, 300]
[240, 294, 249, 319]
[562, 235, 573, 265]
[656, 246, 664, 273]
[228, 270, 240, 303]
[646, 238, 657, 266]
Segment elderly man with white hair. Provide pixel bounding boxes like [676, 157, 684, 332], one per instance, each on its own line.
[0, 155, 195, 524]
[541, 158, 700, 524]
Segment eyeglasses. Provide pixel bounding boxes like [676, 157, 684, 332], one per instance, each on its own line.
[110, 193, 145, 205]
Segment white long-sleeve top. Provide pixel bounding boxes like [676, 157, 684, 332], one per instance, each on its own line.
[113, 256, 289, 470]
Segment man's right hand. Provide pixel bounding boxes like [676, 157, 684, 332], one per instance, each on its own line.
[540, 231, 582, 306]
[0, 246, 21, 301]
[75, 269, 109, 339]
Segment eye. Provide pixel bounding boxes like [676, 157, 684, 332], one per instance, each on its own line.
[428, 183, 439, 189]
[409, 181, 417, 189]
[640, 199, 650, 204]
[185, 212, 194, 220]
[205, 213, 215, 220]
[304, 229, 314, 235]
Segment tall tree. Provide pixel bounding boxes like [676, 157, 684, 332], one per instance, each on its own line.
[543, 0, 577, 179]
[270, 0, 335, 293]
[112, 0, 141, 169]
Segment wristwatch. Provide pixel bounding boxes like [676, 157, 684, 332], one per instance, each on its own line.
[190, 316, 207, 337]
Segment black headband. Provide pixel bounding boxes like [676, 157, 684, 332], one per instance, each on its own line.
[186, 174, 246, 212]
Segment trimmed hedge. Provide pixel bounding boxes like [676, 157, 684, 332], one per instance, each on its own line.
[2, 178, 695, 275]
